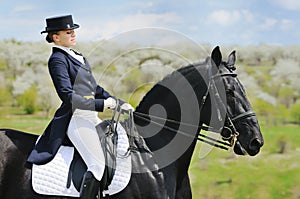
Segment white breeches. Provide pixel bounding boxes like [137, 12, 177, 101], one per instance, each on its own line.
[67, 109, 105, 181]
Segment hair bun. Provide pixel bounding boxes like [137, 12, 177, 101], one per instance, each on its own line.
[46, 34, 53, 43]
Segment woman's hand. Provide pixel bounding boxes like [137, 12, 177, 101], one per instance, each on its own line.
[121, 103, 134, 111]
[104, 97, 117, 110]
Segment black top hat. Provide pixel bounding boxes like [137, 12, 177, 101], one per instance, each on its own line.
[41, 15, 79, 34]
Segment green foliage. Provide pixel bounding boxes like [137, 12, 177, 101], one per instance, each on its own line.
[17, 86, 38, 114]
[290, 102, 300, 124]
[252, 97, 293, 125]
[278, 86, 294, 107]
[252, 98, 275, 124]
[0, 86, 12, 106]
[0, 58, 7, 70]
[253, 98, 274, 116]
[122, 68, 143, 93]
[0, 41, 299, 125]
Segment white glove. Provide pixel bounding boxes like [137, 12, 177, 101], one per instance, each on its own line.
[121, 103, 134, 111]
[104, 97, 117, 110]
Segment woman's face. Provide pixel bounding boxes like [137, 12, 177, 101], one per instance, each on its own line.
[53, 29, 76, 47]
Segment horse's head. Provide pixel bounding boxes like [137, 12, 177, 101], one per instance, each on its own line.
[209, 46, 264, 156]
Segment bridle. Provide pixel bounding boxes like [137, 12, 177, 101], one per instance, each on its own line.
[200, 66, 257, 150]
[133, 63, 257, 151]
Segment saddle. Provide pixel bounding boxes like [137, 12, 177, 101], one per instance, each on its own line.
[32, 107, 133, 197]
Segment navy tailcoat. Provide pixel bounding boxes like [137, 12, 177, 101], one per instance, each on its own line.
[27, 47, 111, 165]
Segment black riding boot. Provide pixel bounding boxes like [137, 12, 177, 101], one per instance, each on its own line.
[80, 171, 101, 199]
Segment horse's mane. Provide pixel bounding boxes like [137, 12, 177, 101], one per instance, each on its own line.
[136, 58, 209, 111]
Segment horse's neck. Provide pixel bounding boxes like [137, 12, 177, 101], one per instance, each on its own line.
[135, 62, 210, 172]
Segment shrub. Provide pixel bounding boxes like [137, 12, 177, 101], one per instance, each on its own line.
[0, 86, 12, 106]
[290, 102, 300, 124]
[17, 86, 38, 114]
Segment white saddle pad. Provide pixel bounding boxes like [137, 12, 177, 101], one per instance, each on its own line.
[32, 146, 79, 197]
[105, 123, 131, 196]
[32, 123, 131, 197]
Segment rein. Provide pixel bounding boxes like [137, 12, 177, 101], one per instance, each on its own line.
[133, 64, 257, 151]
[133, 111, 231, 150]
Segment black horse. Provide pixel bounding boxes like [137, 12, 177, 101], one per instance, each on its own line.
[0, 46, 263, 199]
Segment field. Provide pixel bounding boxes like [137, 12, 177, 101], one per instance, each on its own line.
[0, 107, 49, 134]
[1, 108, 300, 199]
[190, 125, 300, 199]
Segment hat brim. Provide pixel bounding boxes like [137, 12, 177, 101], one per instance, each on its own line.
[41, 24, 80, 34]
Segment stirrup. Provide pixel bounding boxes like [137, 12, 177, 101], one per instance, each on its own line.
[80, 171, 101, 199]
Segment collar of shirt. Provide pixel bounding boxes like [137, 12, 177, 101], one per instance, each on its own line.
[53, 44, 85, 64]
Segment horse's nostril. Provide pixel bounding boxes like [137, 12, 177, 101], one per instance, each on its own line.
[249, 138, 262, 150]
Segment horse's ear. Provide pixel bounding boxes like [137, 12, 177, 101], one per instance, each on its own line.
[211, 46, 222, 67]
[227, 50, 236, 66]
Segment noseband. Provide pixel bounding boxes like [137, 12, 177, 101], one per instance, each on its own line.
[133, 64, 257, 151]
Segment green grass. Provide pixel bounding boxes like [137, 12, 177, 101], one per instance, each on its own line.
[1, 107, 300, 199]
[0, 107, 49, 134]
[190, 125, 300, 199]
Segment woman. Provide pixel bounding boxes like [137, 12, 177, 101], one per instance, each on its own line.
[27, 14, 133, 198]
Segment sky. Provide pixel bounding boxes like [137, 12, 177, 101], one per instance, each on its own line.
[0, 0, 299, 45]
